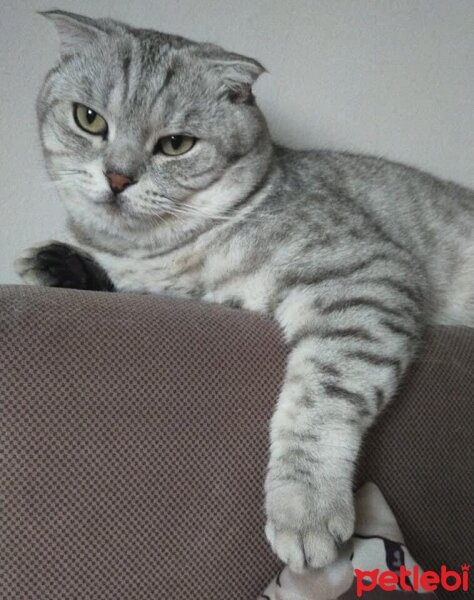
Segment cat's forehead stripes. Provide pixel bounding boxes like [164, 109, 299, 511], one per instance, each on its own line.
[121, 50, 132, 104]
[102, 37, 176, 123]
[148, 68, 175, 112]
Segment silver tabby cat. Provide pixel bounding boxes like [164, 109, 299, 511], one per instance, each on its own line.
[17, 10, 474, 572]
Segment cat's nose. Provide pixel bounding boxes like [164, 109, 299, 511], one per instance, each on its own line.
[105, 172, 136, 194]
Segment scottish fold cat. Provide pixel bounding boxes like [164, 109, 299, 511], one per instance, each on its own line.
[17, 10, 474, 572]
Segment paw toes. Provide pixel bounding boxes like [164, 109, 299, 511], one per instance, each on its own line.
[265, 480, 355, 570]
[328, 506, 355, 543]
[273, 530, 306, 573]
[302, 531, 338, 568]
[15, 255, 53, 286]
[15, 242, 87, 289]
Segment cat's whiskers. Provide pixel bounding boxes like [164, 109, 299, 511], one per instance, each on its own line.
[176, 200, 263, 224]
[131, 199, 183, 227]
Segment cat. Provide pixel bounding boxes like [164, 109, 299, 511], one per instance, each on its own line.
[16, 10, 474, 572]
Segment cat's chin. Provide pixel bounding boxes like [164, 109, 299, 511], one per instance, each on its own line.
[66, 193, 138, 229]
[92, 191, 125, 208]
[66, 191, 191, 241]
[87, 193, 134, 220]
[91, 200, 175, 233]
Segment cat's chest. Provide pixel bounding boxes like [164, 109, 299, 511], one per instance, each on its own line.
[95, 245, 209, 293]
[94, 240, 275, 311]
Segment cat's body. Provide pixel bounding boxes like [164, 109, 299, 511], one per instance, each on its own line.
[70, 147, 474, 326]
[17, 10, 474, 572]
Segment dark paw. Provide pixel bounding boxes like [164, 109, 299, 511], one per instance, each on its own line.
[15, 241, 115, 291]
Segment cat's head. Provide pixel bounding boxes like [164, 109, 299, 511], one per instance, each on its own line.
[38, 11, 272, 249]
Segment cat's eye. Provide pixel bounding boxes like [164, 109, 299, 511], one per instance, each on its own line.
[154, 135, 196, 156]
[73, 103, 108, 137]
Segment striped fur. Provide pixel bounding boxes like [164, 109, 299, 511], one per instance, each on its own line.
[17, 11, 474, 572]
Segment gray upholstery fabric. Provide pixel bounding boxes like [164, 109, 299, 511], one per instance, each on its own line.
[356, 326, 474, 600]
[1, 286, 472, 599]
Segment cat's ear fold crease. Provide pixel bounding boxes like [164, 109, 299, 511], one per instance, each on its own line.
[202, 46, 266, 103]
[39, 10, 115, 58]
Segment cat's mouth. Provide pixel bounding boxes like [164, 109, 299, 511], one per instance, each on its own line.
[90, 192, 129, 216]
[104, 201, 124, 215]
[89, 190, 119, 204]
[88, 191, 177, 226]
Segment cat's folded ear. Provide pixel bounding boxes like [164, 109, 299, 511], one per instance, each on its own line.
[201, 45, 266, 104]
[39, 10, 119, 58]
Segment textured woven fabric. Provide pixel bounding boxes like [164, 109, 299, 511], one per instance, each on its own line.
[1, 285, 472, 599]
[356, 326, 474, 600]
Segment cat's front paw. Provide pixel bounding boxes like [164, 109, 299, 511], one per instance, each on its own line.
[265, 477, 354, 572]
[15, 241, 114, 291]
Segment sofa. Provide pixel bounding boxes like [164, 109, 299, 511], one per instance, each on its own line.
[1, 285, 473, 599]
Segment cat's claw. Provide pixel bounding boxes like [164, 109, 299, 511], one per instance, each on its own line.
[15, 240, 65, 286]
[265, 478, 354, 572]
[15, 241, 114, 291]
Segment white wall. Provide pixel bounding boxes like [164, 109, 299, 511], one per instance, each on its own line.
[1, 0, 473, 283]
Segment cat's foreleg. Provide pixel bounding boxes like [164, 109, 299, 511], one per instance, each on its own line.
[15, 241, 115, 291]
[265, 288, 420, 571]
